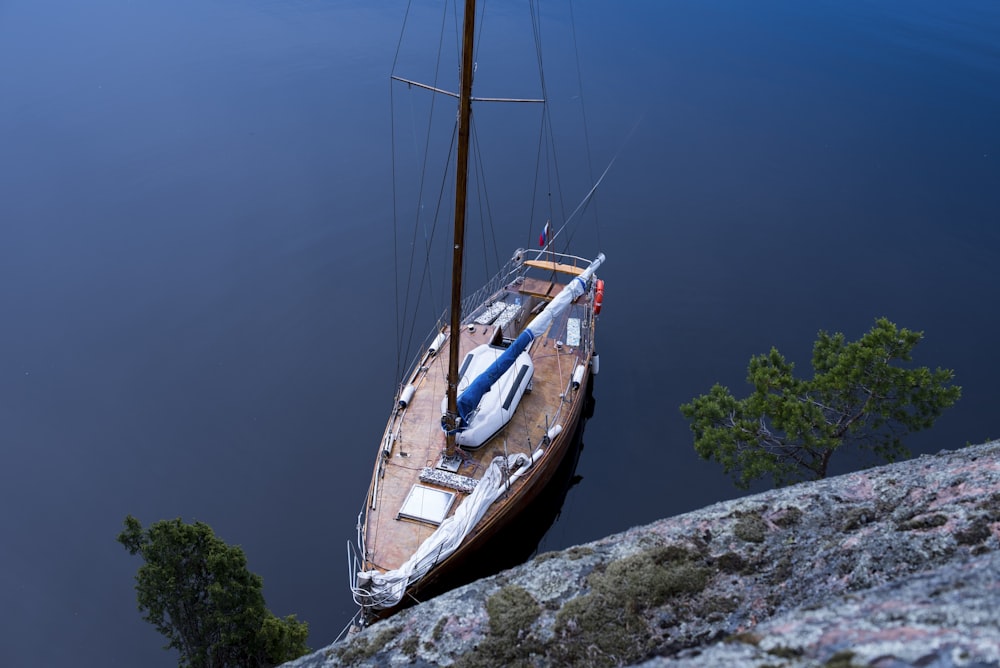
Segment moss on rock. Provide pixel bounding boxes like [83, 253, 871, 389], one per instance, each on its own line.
[773, 506, 804, 528]
[400, 634, 419, 659]
[955, 516, 992, 545]
[335, 624, 401, 665]
[734, 514, 768, 543]
[840, 506, 876, 532]
[551, 544, 711, 667]
[454, 585, 541, 668]
[825, 650, 862, 667]
[716, 551, 747, 573]
[896, 513, 948, 532]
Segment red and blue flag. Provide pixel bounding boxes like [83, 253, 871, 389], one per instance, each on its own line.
[538, 221, 552, 247]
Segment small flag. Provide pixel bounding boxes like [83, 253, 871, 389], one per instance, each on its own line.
[538, 221, 552, 248]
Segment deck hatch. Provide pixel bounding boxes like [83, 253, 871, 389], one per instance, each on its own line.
[398, 485, 456, 525]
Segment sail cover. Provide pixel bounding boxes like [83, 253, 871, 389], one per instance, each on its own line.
[452, 253, 605, 431]
[456, 329, 534, 423]
[451, 339, 534, 448]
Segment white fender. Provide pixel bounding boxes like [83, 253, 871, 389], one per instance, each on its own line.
[428, 332, 447, 355]
[398, 384, 416, 408]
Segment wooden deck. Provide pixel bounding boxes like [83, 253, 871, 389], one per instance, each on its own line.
[360, 274, 595, 597]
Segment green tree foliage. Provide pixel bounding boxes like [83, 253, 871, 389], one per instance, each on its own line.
[118, 515, 309, 667]
[680, 318, 961, 488]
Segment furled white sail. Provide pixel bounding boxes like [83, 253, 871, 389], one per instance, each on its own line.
[353, 452, 532, 610]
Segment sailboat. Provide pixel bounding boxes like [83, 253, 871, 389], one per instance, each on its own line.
[349, 0, 607, 620]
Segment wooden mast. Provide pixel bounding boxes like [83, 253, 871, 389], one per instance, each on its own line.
[443, 0, 477, 456]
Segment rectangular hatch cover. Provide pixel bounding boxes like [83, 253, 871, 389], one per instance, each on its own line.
[398, 485, 456, 525]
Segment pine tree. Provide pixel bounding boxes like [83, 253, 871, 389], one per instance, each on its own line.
[118, 515, 309, 667]
[680, 318, 961, 488]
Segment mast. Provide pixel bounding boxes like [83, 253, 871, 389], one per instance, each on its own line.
[443, 0, 477, 456]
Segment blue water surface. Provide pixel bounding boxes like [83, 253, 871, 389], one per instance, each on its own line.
[1, 0, 998, 665]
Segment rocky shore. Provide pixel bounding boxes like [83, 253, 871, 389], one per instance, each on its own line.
[287, 441, 1000, 667]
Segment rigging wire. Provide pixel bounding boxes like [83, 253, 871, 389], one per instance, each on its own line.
[391, 0, 624, 375]
[568, 0, 601, 249]
[527, 106, 545, 245]
[527, 0, 557, 251]
[528, 0, 574, 256]
[390, 0, 415, 385]
[469, 114, 502, 282]
[474, 0, 488, 67]
[390, 77, 402, 386]
[390, 0, 414, 74]
[394, 0, 456, 378]
[403, 123, 459, 374]
[468, 0, 504, 294]
[548, 113, 643, 249]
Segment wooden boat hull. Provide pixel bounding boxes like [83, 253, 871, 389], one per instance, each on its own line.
[367, 379, 592, 619]
[352, 254, 603, 620]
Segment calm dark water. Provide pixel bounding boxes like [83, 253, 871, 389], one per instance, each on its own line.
[2, 0, 998, 665]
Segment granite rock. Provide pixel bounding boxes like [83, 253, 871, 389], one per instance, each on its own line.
[286, 441, 1000, 667]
